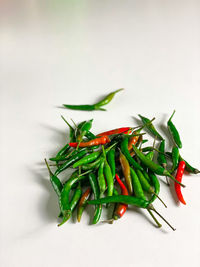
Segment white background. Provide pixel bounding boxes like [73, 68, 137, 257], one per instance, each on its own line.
[1, 1, 200, 267]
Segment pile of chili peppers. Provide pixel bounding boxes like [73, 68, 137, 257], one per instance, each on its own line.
[45, 111, 199, 230]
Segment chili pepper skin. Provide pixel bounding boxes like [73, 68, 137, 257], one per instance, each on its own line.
[138, 114, 163, 140]
[157, 140, 167, 168]
[98, 160, 106, 196]
[58, 174, 87, 226]
[55, 150, 87, 175]
[97, 127, 131, 137]
[132, 145, 185, 187]
[69, 136, 110, 148]
[73, 151, 101, 168]
[113, 174, 128, 220]
[174, 161, 186, 204]
[171, 146, 179, 173]
[121, 137, 143, 171]
[104, 158, 114, 197]
[167, 110, 182, 148]
[88, 173, 102, 224]
[130, 168, 146, 200]
[55, 143, 71, 158]
[77, 119, 93, 142]
[63, 88, 123, 111]
[45, 159, 63, 196]
[61, 115, 76, 142]
[81, 157, 103, 171]
[94, 88, 124, 109]
[145, 151, 154, 161]
[107, 148, 116, 179]
[87, 195, 150, 208]
[77, 187, 91, 222]
[70, 183, 82, 211]
[119, 150, 133, 194]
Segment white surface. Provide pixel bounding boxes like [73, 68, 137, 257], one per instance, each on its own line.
[1, 1, 200, 267]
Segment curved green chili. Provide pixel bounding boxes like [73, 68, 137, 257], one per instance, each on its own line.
[171, 146, 179, 173]
[148, 171, 160, 204]
[77, 187, 91, 222]
[98, 160, 106, 196]
[88, 173, 102, 224]
[138, 114, 163, 140]
[107, 148, 116, 179]
[157, 140, 167, 168]
[70, 183, 82, 211]
[167, 110, 182, 148]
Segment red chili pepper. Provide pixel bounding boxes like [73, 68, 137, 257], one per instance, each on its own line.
[69, 136, 110, 148]
[174, 161, 186, 205]
[97, 127, 131, 137]
[114, 174, 128, 219]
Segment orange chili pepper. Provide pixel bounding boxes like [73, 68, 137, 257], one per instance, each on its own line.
[97, 127, 131, 137]
[69, 136, 110, 148]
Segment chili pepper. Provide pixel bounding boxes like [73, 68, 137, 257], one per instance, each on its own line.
[61, 115, 76, 142]
[72, 143, 116, 168]
[145, 151, 154, 161]
[88, 173, 102, 224]
[167, 110, 182, 148]
[107, 148, 116, 179]
[148, 171, 161, 204]
[88, 195, 150, 208]
[98, 160, 106, 196]
[63, 88, 124, 111]
[69, 183, 82, 211]
[157, 140, 167, 169]
[104, 156, 114, 197]
[179, 155, 200, 174]
[77, 187, 91, 222]
[77, 119, 93, 143]
[128, 132, 140, 150]
[97, 127, 131, 137]
[119, 150, 133, 194]
[55, 143, 71, 159]
[138, 114, 163, 140]
[171, 146, 179, 173]
[81, 157, 103, 171]
[69, 136, 110, 148]
[132, 144, 185, 187]
[55, 149, 88, 175]
[121, 137, 143, 171]
[45, 159, 63, 196]
[174, 161, 186, 204]
[113, 174, 128, 220]
[58, 171, 89, 226]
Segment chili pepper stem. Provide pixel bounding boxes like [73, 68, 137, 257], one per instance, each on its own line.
[101, 219, 114, 224]
[167, 173, 185, 187]
[147, 209, 162, 228]
[153, 192, 167, 208]
[149, 207, 176, 231]
[44, 159, 52, 175]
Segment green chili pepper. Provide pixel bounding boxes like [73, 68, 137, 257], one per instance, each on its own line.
[61, 115, 76, 142]
[55, 149, 88, 175]
[58, 172, 88, 226]
[77, 119, 93, 142]
[77, 187, 91, 222]
[171, 146, 179, 173]
[63, 88, 124, 111]
[138, 114, 163, 140]
[121, 137, 143, 171]
[167, 110, 182, 148]
[55, 143, 71, 159]
[132, 144, 185, 187]
[88, 173, 102, 224]
[148, 171, 160, 204]
[69, 183, 82, 211]
[145, 151, 154, 161]
[157, 140, 167, 168]
[107, 148, 116, 179]
[81, 157, 103, 171]
[87, 195, 150, 208]
[104, 157, 114, 197]
[45, 159, 63, 196]
[98, 160, 106, 196]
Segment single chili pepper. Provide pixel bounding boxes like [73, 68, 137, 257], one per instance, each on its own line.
[148, 171, 161, 204]
[69, 183, 82, 211]
[174, 161, 186, 204]
[171, 146, 179, 173]
[119, 150, 133, 194]
[77, 119, 93, 143]
[77, 187, 91, 222]
[58, 171, 89, 226]
[138, 114, 163, 140]
[63, 88, 124, 111]
[167, 110, 182, 148]
[61, 115, 76, 142]
[132, 144, 185, 187]
[113, 174, 128, 220]
[121, 137, 143, 171]
[98, 160, 106, 196]
[88, 195, 150, 208]
[88, 173, 102, 224]
[179, 155, 200, 174]
[107, 148, 116, 179]
[55, 143, 71, 159]
[142, 170, 151, 183]
[102, 145, 114, 197]
[157, 140, 167, 168]
[145, 151, 154, 161]
[97, 127, 131, 137]
[72, 142, 116, 168]
[73, 120, 96, 140]
[55, 149, 88, 175]
[45, 159, 63, 196]
[69, 136, 110, 148]
[128, 132, 140, 150]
